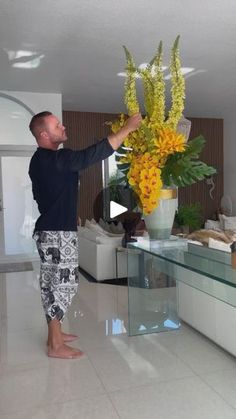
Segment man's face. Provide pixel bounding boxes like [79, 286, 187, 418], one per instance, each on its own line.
[43, 115, 67, 144]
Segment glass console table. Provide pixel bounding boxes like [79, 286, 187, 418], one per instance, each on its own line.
[127, 238, 236, 356]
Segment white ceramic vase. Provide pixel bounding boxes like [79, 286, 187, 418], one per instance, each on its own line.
[143, 188, 178, 240]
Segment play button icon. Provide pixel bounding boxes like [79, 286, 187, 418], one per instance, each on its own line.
[92, 184, 138, 221]
[110, 201, 128, 218]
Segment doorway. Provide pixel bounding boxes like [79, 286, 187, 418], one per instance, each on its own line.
[0, 148, 39, 262]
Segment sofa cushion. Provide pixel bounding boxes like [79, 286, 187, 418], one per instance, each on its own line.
[85, 219, 108, 236]
[85, 218, 124, 237]
[82, 227, 100, 243]
[78, 227, 122, 245]
[96, 235, 122, 245]
[77, 226, 84, 236]
[105, 231, 124, 237]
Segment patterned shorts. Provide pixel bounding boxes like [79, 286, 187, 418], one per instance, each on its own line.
[33, 231, 79, 323]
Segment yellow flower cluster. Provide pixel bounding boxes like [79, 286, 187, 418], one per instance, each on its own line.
[121, 128, 186, 214]
[153, 128, 186, 166]
[128, 154, 163, 214]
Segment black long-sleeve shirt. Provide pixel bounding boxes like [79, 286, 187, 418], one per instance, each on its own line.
[29, 138, 114, 231]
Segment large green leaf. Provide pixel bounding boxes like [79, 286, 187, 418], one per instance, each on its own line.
[162, 156, 216, 187]
[115, 154, 127, 162]
[116, 162, 130, 171]
[184, 135, 206, 158]
[161, 135, 216, 186]
[108, 175, 127, 186]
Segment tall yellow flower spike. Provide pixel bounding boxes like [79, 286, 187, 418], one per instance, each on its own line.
[123, 36, 185, 128]
[149, 41, 165, 128]
[123, 46, 139, 116]
[166, 36, 185, 129]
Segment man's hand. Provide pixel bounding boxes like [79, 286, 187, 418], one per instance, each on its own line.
[125, 113, 142, 132]
[108, 113, 142, 150]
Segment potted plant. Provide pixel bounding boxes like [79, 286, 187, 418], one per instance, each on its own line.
[109, 36, 216, 239]
[174, 203, 203, 234]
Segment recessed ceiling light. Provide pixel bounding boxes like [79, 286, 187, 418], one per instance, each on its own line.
[4, 49, 44, 69]
[117, 66, 194, 79]
[164, 67, 195, 80]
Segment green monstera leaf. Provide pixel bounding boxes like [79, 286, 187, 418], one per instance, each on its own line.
[161, 135, 216, 187]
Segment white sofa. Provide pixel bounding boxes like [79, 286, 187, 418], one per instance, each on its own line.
[78, 225, 127, 281]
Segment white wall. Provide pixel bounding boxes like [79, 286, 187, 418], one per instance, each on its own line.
[0, 91, 62, 260]
[224, 110, 236, 213]
[0, 90, 62, 120]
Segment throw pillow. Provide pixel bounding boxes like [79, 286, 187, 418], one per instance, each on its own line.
[204, 220, 221, 231]
[221, 215, 236, 231]
[98, 218, 125, 234]
[218, 214, 225, 230]
[98, 218, 112, 233]
[109, 221, 125, 234]
[84, 219, 91, 228]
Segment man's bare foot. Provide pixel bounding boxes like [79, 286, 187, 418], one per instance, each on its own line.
[47, 333, 79, 346]
[62, 332, 79, 342]
[48, 344, 84, 359]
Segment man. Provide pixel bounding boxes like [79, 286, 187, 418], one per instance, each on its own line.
[28, 111, 141, 359]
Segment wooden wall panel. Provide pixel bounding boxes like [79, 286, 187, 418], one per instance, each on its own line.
[63, 112, 223, 224]
[62, 111, 117, 224]
[178, 118, 223, 221]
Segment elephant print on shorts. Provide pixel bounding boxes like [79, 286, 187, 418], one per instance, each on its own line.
[50, 305, 64, 322]
[60, 267, 70, 283]
[33, 230, 79, 323]
[71, 238, 77, 246]
[46, 247, 61, 263]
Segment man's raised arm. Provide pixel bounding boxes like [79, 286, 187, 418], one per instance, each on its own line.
[107, 113, 142, 150]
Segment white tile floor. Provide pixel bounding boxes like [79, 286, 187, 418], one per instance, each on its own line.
[1, 262, 236, 418]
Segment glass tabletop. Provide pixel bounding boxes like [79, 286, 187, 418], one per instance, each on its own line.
[127, 237, 236, 336]
[128, 237, 236, 288]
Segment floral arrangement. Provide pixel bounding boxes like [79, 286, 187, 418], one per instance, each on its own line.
[110, 36, 216, 215]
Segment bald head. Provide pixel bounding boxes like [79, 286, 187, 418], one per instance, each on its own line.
[29, 112, 67, 149]
[29, 111, 52, 139]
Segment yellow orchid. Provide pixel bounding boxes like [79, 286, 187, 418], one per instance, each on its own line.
[154, 128, 186, 161]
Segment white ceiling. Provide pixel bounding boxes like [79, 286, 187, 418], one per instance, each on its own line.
[0, 0, 236, 118]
